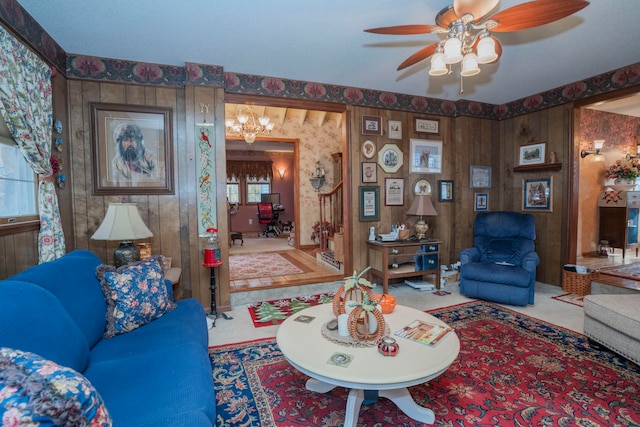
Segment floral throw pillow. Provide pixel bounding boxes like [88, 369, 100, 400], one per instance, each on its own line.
[96, 256, 176, 338]
[0, 347, 112, 426]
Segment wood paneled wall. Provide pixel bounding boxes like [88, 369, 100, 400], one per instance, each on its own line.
[2, 79, 573, 297]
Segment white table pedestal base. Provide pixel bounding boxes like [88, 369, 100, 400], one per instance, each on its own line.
[305, 378, 435, 426]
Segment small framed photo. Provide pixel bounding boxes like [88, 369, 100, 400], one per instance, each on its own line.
[438, 180, 454, 202]
[409, 139, 442, 174]
[413, 178, 432, 196]
[474, 193, 489, 211]
[470, 165, 491, 189]
[384, 178, 404, 206]
[523, 177, 553, 212]
[414, 117, 440, 135]
[378, 143, 403, 173]
[388, 120, 402, 139]
[362, 115, 382, 136]
[359, 186, 380, 221]
[519, 142, 546, 166]
[361, 162, 377, 183]
[362, 140, 376, 159]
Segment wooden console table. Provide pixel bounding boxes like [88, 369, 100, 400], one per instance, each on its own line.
[366, 239, 441, 294]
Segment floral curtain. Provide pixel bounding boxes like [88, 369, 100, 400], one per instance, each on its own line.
[0, 26, 65, 262]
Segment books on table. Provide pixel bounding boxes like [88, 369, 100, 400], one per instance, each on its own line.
[395, 319, 453, 347]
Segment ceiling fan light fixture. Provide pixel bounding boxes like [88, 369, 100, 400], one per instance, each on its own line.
[443, 37, 463, 64]
[460, 52, 480, 76]
[476, 35, 497, 64]
[429, 52, 448, 76]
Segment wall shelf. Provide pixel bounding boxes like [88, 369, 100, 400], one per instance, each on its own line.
[513, 163, 562, 173]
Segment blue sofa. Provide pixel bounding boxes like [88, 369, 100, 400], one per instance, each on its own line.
[0, 250, 215, 426]
[459, 211, 540, 306]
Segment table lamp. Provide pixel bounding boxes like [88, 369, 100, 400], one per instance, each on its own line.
[91, 203, 153, 267]
[406, 195, 438, 239]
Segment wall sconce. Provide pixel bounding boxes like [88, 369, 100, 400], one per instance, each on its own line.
[581, 140, 605, 161]
[278, 168, 286, 179]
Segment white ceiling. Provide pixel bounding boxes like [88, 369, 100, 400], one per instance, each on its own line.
[16, 0, 640, 106]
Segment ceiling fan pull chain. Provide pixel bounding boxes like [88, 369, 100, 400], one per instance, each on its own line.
[460, 74, 464, 94]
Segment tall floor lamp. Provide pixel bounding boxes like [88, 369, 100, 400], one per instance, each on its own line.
[91, 203, 153, 267]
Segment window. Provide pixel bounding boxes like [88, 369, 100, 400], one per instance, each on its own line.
[246, 176, 271, 203]
[0, 136, 39, 228]
[226, 176, 240, 204]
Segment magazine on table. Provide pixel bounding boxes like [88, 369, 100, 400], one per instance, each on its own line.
[394, 319, 453, 347]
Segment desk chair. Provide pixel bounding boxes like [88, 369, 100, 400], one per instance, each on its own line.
[257, 203, 279, 237]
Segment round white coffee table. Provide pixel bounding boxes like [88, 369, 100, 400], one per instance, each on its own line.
[276, 304, 460, 426]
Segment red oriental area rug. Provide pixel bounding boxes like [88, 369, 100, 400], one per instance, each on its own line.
[210, 301, 640, 427]
[247, 293, 334, 327]
[552, 292, 585, 307]
[598, 262, 640, 280]
[229, 252, 307, 281]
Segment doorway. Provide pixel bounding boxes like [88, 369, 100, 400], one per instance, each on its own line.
[224, 100, 348, 292]
[570, 88, 640, 274]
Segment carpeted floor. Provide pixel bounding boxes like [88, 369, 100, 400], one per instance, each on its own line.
[210, 300, 640, 427]
[229, 252, 308, 281]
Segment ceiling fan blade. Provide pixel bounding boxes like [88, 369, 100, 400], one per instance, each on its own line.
[364, 24, 441, 35]
[435, 5, 459, 27]
[397, 43, 438, 71]
[454, 0, 499, 20]
[489, 0, 589, 33]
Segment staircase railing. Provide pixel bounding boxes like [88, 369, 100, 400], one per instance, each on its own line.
[317, 180, 343, 252]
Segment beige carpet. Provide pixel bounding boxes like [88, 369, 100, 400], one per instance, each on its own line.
[229, 236, 293, 255]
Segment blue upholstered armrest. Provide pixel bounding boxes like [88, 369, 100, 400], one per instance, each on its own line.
[164, 278, 174, 301]
[522, 252, 540, 272]
[459, 247, 480, 265]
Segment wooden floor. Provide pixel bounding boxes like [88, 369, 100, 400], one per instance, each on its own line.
[577, 250, 640, 292]
[229, 236, 343, 293]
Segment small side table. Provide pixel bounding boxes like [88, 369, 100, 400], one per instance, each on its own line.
[204, 261, 233, 327]
[165, 267, 182, 300]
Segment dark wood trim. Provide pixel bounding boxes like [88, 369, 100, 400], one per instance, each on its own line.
[224, 94, 347, 113]
[513, 163, 562, 173]
[566, 104, 579, 265]
[0, 220, 39, 236]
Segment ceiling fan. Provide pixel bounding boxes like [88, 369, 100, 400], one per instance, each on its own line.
[364, 0, 589, 78]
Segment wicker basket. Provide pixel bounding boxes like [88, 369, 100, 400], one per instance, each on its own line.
[561, 270, 592, 295]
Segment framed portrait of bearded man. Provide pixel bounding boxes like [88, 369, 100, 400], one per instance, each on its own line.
[91, 103, 174, 195]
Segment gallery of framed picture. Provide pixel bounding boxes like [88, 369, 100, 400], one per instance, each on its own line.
[470, 165, 491, 189]
[409, 139, 442, 174]
[359, 186, 380, 221]
[361, 162, 377, 183]
[91, 102, 174, 195]
[413, 116, 440, 135]
[384, 178, 404, 206]
[518, 142, 546, 166]
[362, 115, 382, 136]
[438, 180, 454, 202]
[474, 193, 489, 211]
[523, 177, 553, 212]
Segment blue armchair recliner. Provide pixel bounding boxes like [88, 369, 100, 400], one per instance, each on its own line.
[459, 211, 540, 306]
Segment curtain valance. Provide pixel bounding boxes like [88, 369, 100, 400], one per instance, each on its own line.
[227, 160, 273, 179]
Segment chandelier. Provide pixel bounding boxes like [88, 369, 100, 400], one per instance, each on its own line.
[224, 106, 274, 144]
